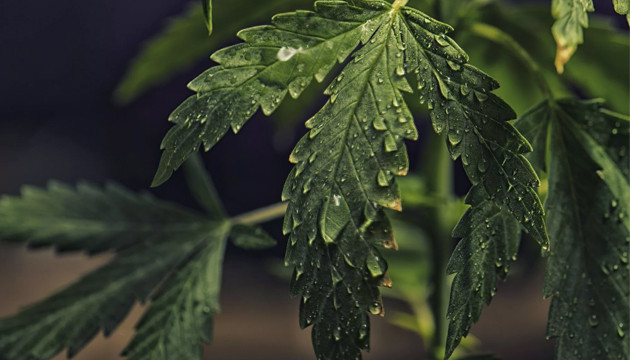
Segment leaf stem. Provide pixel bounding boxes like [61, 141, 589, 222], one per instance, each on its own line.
[231, 202, 288, 225]
[468, 22, 556, 106]
[422, 131, 453, 360]
[392, 0, 409, 10]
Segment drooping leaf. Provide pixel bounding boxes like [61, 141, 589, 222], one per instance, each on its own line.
[550, 0, 594, 73]
[0, 182, 230, 360]
[0, 182, 213, 254]
[201, 0, 213, 35]
[114, 0, 313, 104]
[613, 0, 630, 24]
[515, 99, 630, 360]
[445, 185, 521, 359]
[122, 229, 228, 360]
[230, 223, 277, 249]
[151, 0, 391, 186]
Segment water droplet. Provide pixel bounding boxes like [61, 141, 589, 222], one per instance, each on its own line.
[373, 117, 387, 131]
[396, 64, 405, 76]
[589, 315, 599, 327]
[369, 301, 383, 315]
[447, 60, 461, 71]
[384, 133, 398, 152]
[333, 326, 341, 341]
[367, 254, 383, 277]
[377, 171, 389, 187]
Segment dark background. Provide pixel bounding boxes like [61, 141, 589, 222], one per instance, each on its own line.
[0, 0, 623, 359]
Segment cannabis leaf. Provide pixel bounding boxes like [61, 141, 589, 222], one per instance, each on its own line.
[201, 0, 212, 35]
[0, 182, 230, 360]
[281, 0, 547, 358]
[151, 0, 390, 186]
[122, 232, 226, 360]
[0, 182, 213, 254]
[152, 0, 547, 357]
[550, 0, 594, 73]
[445, 185, 520, 359]
[516, 99, 630, 360]
[613, 0, 629, 24]
[114, 0, 313, 104]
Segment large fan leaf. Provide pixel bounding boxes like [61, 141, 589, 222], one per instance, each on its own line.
[151, 0, 390, 186]
[122, 229, 228, 360]
[0, 183, 229, 360]
[516, 99, 629, 360]
[281, 1, 547, 358]
[0, 182, 211, 254]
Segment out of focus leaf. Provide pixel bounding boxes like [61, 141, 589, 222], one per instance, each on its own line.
[550, 0, 594, 73]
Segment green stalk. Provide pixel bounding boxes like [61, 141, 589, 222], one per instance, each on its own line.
[468, 22, 557, 106]
[231, 202, 288, 225]
[422, 131, 453, 360]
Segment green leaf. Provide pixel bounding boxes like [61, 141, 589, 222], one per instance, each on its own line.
[515, 99, 630, 360]
[613, 0, 630, 24]
[0, 182, 230, 360]
[151, 0, 392, 186]
[183, 152, 226, 217]
[201, 0, 212, 35]
[280, 1, 547, 358]
[0, 182, 212, 254]
[550, 0, 594, 73]
[230, 223, 277, 249]
[122, 229, 228, 360]
[445, 185, 521, 359]
[114, 0, 313, 104]
[153, 1, 547, 357]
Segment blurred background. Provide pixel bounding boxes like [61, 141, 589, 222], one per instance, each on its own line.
[0, 0, 626, 359]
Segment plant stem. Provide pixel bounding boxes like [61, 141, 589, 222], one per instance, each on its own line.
[468, 22, 557, 106]
[421, 131, 453, 360]
[231, 202, 288, 225]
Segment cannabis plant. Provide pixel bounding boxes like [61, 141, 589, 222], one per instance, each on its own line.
[0, 0, 628, 359]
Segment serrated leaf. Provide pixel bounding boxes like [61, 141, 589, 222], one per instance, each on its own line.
[122, 229, 228, 360]
[515, 98, 630, 360]
[0, 182, 212, 254]
[280, 1, 547, 358]
[550, 0, 594, 73]
[152, 0, 391, 186]
[201, 0, 212, 35]
[0, 183, 229, 360]
[445, 185, 521, 359]
[114, 0, 313, 104]
[400, 8, 548, 251]
[613, 0, 630, 24]
[230, 223, 277, 249]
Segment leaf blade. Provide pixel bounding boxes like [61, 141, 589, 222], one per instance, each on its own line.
[515, 98, 630, 360]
